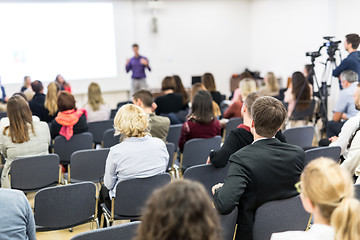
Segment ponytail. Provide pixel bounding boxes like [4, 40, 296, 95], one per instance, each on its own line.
[331, 197, 360, 240]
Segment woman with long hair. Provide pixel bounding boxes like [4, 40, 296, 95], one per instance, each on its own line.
[55, 74, 71, 92]
[173, 75, 189, 109]
[154, 76, 183, 115]
[50, 91, 88, 140]
[0, 95, 50, 188]
[134, 180, 221, 240]
[202, 72, 223, 106]
[44, 82, 60, 123]
[191, 83, 221, 119]
[178, 90, 221, 152]
[83, 82, 110, 123]
[258, 72, 280, 97]
[271, 157, 360, 240]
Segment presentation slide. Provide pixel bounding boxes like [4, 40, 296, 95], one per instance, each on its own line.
[0, 2, 117, 84]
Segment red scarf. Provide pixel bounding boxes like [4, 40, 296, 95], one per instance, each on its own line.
[55, 109, 87, 140]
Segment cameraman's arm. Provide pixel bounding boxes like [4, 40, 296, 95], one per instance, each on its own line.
[333, 58, 348, 77]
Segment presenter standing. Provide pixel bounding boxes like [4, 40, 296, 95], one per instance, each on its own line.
[126, 44, 151, 97]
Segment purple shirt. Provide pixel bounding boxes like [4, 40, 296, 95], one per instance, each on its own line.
[126, 55, 151, 79]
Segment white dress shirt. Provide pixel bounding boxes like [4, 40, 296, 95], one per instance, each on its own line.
[270, 224, 334, 240]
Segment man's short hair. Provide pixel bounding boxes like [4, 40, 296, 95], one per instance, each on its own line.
[340, 70, 358, 83]
[133, 90, 154, 108]
[251, 96, 287, 138]
[346, 33, 360, 49]
[132, 43, 139, 48]
[244, 92, 260, 117]
[31, 80, 43, 94]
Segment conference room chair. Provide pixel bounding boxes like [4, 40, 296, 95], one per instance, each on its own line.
[54, 132, 93, 165]
[65, 149, 110, 184]
[110, 109, 118, 119]
[34, 181, 98, 231]
[355, 184, 360, 200]
[305, 146, 341, 166]
[9, 154, 61, 192]
[100, 173, 171, 227]
[283, 125, 315, 148]
[166, 124, 182, 150]
[180, 136, 222, 172]
[252, 195, 311, 240]
[0, 111, 7, 119]
[116, 101, 132, 109]
[102, 128, 120, 148]
[88, 120, 114, 145]
[290, 99, 317, 122]
[224, 117, 243, 140]
[219, 208, 238, 240]
[183, 163, 230, 196]
[71, 221, 141, 240]
[166, 142, 176, 178]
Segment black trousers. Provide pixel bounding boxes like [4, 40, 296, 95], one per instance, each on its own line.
[98, 185, 112, 221]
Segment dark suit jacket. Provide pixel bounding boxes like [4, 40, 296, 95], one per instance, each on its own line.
[28, 94, 57, 123]
[213, 138, 304, 240]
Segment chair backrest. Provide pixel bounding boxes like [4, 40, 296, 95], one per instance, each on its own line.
[71, 221, 141, 240]
[225, 117, 243, 139]
[253, 195, 311, 240]
[110, 109, 118, 119]
[183, 163, 230, 196]
[0, 111, 7, 119]
[283, 126, 315, 148]
[291, 99, 316, 121]
[305, 146, 341, 166]
[102, 129, 120, 148]
[114, 173, 171, 217]
[9, 154, 60, 191]
[219, 208, 238, 240]
[54, 132, 93, 164]
[182, 136, 222, 169]
[70, 149, 110, 182]
[88, 120, 114, 144]
[166, 142, 176, 170]
[166, 124, 182, 149]
[34, 182, 97, 230]
[355, 184, 360, 200]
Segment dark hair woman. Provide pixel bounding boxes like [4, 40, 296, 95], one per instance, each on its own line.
[154, 76, 183, 115]
[173, 75, 189, 108]
[201, 72, 223, 106]
[178, 90, 221, 151]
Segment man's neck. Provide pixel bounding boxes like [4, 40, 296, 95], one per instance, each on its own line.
[143, 107, 153, 114]
[243, 114, 252, 127]
[348, 48, 357, 54]
[164, 89, 174, 94]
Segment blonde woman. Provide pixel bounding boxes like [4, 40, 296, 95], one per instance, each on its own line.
[224, 78, 256, 119]
[44, 82, 60, 123]
[99, 104, 169, 212]
[258, 72, 280, 97]
[271, 157, 360, 240]
[83, 82, 111, 123]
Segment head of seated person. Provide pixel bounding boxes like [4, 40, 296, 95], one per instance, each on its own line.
[188, 90, 214, 124]
[340, 70, 358, 89]
[201, 72, 217, 92]
[133, 90, 155, 113]
[31, 80, 44, 95]
[291, 71, 311, 111]
[161, 76, 176, 94]
[295, 157, 360, 240]
[134, 180, 221, 240]
[114, 104, 148, 138]
[239, 78, 256, 101]
[87, 82, 105, 111]
[251, 96, 287, 138]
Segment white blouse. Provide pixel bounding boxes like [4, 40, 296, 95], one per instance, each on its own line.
[270, 224, 334, 240]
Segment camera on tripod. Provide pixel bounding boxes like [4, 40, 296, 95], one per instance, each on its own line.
[305, 36, 341, 60]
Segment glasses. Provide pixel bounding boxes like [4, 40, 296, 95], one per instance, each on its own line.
[295, 181, 302, 194]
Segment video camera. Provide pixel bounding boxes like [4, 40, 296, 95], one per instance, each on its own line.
[305, 36, 341, 61]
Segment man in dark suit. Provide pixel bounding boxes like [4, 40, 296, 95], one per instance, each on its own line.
[212, 96, 305, 240]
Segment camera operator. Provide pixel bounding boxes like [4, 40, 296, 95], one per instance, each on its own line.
[333, 34, 360, 79]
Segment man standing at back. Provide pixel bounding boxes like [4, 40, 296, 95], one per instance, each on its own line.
[133, 90, 170, 143]
[126, 44, 151, 97]
[212, 96, 305, 240]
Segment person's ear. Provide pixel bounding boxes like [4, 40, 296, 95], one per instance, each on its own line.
[300, 194, 315, 214]
[251, 119, 255, 128]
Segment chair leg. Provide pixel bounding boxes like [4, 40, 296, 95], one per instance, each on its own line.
[69, 228, 73, 232]
[100, 213, 105, 228]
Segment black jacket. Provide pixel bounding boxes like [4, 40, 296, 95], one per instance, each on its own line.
[213, 138, 304, 240]
[50, 113, 88, 139]
[28, 94, 57, 123]
[154, 93, 183, 115]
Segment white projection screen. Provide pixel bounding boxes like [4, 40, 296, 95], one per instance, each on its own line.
[0, 2, 117, 84]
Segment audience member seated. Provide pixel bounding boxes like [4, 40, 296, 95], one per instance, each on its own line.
[43, 82, 60, 123]
[202, 72, 223, 106]
[326, 70, 359, 138]
[55, 74, 71, 92]
[133, 90, 170, 143]
[303, 64, 314, 86]
[0, 188, 36, 239]
[154, 76, 183, 116]
[134, 180, 221, 240]
[258, 72, 280, 97]
[99, 104, 168, 214]
[230, 71, 253, 100]
[284, 71, 312, 125]
[0, 79, 8, 111]
[191, 83, 221, 119]
[20, 76, 32, 92]
[208, 93, 286, 167]
[28, 80, 48, 120]
[341, 126, 360, 184]
[173, 75, 189, 110]
[178, 90, 221, 152]
[212, 96, 305, 240]
[271, 158, 360, 240]
[223, 78, 256, 119]
[0, 95, 50, 188]
[50, 91, 88, 140]
[83, 82, 111, 123]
